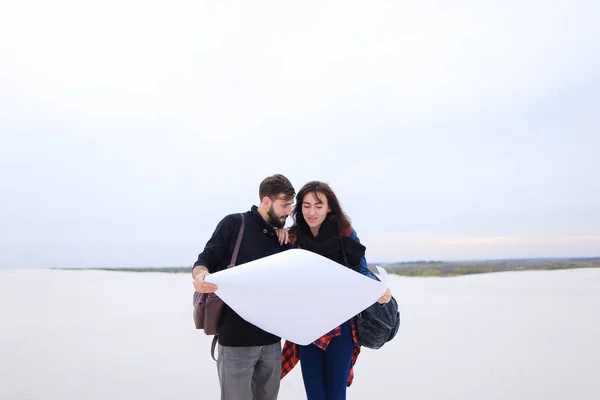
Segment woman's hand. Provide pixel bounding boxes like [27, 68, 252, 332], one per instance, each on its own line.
[275, 227, 290, 245]
[378, 287, 392, 304]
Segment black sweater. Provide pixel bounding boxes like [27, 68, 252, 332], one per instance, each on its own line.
[194, 206, 291, 346]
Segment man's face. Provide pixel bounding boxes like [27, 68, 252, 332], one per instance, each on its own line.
[267, 195, 293, 228]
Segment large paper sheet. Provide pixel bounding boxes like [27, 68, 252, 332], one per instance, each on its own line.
[205, 249, 387, 345]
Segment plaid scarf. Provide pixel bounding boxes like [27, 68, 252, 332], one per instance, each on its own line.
[280, 318, 361, 387]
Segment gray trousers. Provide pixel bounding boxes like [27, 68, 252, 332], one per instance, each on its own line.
[217, 342, 282, 400]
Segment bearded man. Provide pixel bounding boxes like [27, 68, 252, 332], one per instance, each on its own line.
[192, 173, 295, 400]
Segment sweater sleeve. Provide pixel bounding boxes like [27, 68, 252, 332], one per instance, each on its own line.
[349, 228, 379, 281]
[193, 214, 237, 273]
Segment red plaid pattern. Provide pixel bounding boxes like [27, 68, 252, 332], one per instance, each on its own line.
[280, 319, 361, 387]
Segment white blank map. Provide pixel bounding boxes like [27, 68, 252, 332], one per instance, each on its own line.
[205, 249, 387, 345]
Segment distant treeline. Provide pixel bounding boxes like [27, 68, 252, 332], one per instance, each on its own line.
[55, 257, 600, 277]
[374, 257, 600, 277]
[56, 266, 192, 273]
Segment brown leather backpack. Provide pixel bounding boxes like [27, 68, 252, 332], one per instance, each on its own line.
[193, 213, 245, 360]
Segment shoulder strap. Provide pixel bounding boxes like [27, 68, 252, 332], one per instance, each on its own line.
[227, 213, 245, 268]
[210, 214, 245, 362]
[341, 226, 353, 237]
[211, 336, 218, 361]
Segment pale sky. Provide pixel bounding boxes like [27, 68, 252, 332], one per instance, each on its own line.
[1, 0, 599, 268]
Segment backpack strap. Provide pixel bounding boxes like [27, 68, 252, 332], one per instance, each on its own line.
[341, 226, 352, 237]
[211, 213, 245, 361]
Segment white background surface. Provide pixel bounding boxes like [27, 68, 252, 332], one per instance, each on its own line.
[1, 268, 600, 399]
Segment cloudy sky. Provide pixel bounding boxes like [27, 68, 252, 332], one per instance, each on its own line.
[1, 0, 599, 268]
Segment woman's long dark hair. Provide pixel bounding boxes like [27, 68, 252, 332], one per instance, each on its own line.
[292, 181, 351, 235]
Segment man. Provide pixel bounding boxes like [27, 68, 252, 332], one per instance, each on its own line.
[192, 174, 295, 400]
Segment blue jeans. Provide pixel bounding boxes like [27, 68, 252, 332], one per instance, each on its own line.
[298, 321, 354, 400]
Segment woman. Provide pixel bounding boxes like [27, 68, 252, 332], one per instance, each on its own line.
[279, 181, 392, 400]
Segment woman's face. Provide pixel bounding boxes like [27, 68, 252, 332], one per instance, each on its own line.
[302, 192, 330, 232]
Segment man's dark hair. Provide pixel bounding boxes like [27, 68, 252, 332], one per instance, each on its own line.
[259, 174, 295, 201]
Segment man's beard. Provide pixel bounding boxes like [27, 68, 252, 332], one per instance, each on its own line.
[267, 206, 287, 228]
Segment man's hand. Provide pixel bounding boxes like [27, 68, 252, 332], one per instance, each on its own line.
[193, 268, 218, 293]
[377, 287, 392, 304]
